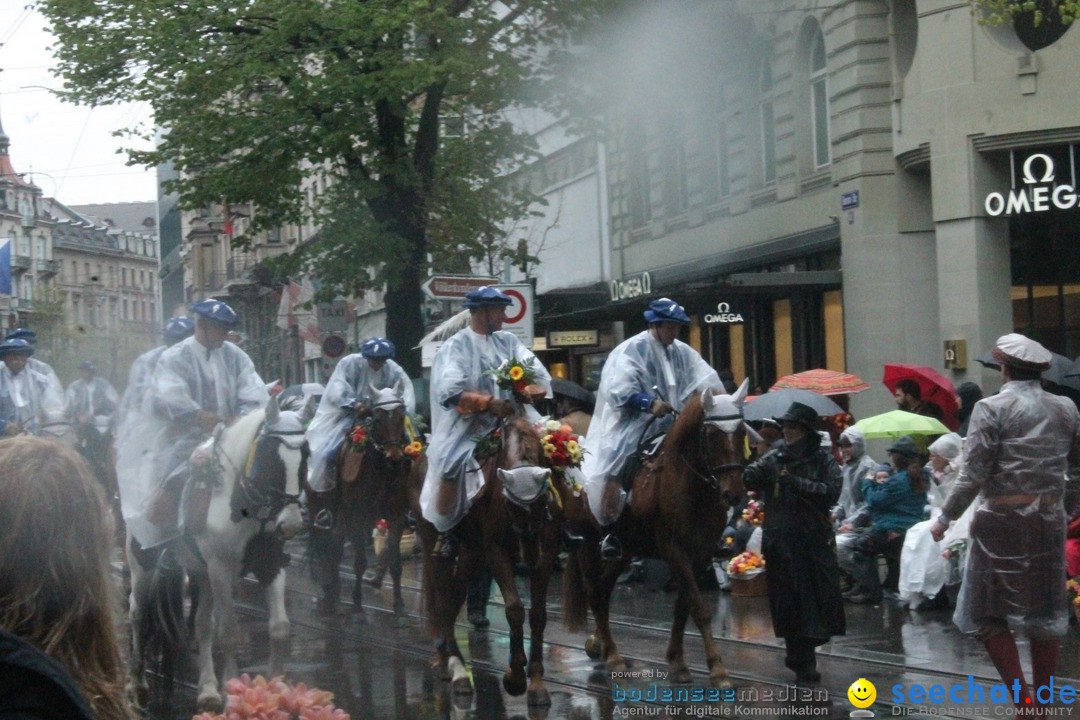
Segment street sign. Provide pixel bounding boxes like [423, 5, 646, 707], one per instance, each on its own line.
[500, 283, 534, 347]
[317, 300, 350, 332]
[421, 274, 497, 301]
[321, 334, 347, 359]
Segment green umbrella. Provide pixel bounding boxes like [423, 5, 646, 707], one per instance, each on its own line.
[853, 410, 950, 439]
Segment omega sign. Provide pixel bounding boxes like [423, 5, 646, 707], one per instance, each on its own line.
[984, 153, 1080, 217]
[704, 302, 744, 324]
[610, 271, 652, 302]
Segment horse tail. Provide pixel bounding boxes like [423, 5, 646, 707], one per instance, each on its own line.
[140, 547, 186, 696]
[561, 547, 589, 632]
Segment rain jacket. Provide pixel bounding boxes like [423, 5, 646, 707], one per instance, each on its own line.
[743, 433, 845, 640]
[113, 345, 166, 538]
[0, 630, 94, 720]
[941, 379, 1080, 636]
[832, 427, 875, 527]
[0, 365, 63, 436]
[307, 354, 416, 492]
[64, 376, 118, 431]
[582, 331, 720, 525]
[121, 336, 267, 547]
[28, 357, 64, 399]
[861, 469, 927, 534]
[419, 327, 551, 533]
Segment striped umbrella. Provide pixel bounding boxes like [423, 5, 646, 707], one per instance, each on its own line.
[770, 368, 870, 396]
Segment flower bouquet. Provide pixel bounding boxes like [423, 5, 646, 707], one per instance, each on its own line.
[537, 419, 584, 470]
[347, 425, 371, 453]
[473, 428, 502, 459]
[403, 440, 424, 458]
[485, 356, 543, 403]
[741, 492, 764, 527]
[1068, 578, 1080, 624]
[727, 550, 767, 597]
[192, 674, 349, 720]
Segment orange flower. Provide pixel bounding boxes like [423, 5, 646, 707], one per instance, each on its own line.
[509, 365, 525, 380]
[404, 441, 423, 457]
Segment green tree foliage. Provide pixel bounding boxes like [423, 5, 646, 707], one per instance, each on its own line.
[38, 0, 598, 373]
[974, 0, 1078, 25]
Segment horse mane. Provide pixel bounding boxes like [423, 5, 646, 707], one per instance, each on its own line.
[665, 392, 704, 450]
[218, 408, 267, 473]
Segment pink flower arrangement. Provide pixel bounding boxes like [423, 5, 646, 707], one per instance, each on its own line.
[192, 674, 349, 720]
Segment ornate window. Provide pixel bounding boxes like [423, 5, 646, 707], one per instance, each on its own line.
[759, 62, 776, 185]
[809, 24, 831, 169]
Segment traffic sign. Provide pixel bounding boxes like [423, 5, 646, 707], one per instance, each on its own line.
[500, 283, 534, 347]
[321, 334, 347, 358]
[421, 274, 497, 300]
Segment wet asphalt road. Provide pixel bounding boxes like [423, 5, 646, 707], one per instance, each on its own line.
[130, 536, 1080, 720]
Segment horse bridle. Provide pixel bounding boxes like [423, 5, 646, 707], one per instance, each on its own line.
[223, 422, 306, 529]
[679, 411, 745, 490]
[359, 397, 406, 455]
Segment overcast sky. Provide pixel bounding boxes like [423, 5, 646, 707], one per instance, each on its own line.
[0, 0, 158, 205]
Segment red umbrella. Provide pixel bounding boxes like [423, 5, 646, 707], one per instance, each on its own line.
[882, 363, 959, 431]
[770, 369, 870, 396]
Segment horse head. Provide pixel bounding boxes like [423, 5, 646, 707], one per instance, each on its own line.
[367, 382, 407, 462]
[697, 377, 751, 507]
[496, 415, 550, 535]
[238, 395, 310, 539]
[40, 407, 77, 446]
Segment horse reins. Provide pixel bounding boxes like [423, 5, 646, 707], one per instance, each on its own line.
[679, 411, 745, 490]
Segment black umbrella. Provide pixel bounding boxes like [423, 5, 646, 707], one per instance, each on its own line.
[976, 350, 1080, 391]
[743, 388, 844, 422]
[550, 378, 595, 408]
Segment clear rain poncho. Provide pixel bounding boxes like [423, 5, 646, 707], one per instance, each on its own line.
[941, 380, 1080, 636]
[418, 327, 551, 533]
[582, 331, 720, 525]
[0, 364, 64, 435]
[306, 355, 416, 492]
[64, 376, 119, 432]
[119, 336, 267, 548]
[113, 345, 167, 540]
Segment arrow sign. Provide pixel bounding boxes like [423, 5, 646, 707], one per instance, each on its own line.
[421, 275, 497, 301]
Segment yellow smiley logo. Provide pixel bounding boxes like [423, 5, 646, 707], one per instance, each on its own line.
[847, 677, 876, 708]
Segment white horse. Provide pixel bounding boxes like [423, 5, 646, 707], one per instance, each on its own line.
[126, 394, 314, 712]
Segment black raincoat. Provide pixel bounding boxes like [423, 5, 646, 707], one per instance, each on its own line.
[743, 434, 846, 640]
[0, 629, 94, 720]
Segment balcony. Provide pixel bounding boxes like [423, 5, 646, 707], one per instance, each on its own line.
[224, 256, 257, 291]
[11, 255, 31, 273]
[36, 259, 60, 275]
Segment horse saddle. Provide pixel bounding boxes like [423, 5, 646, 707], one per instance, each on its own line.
[624, 433, 666, 518]
[617, 432, 666, 492]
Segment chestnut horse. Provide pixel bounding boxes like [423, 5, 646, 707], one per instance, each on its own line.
[562, 382, 749, 687]
[415, 413, 564, 707]
[305, 384, 416, 623]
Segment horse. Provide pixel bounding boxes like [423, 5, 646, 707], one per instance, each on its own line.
[304, 382, 417, 623]
[126, 394, 314, 712]
[416, 412, 564, 707]
[561, 381, 750, 688]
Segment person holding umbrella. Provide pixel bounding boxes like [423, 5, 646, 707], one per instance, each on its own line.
[742, 401, 844, 685]
[931, 333, 1080, 713]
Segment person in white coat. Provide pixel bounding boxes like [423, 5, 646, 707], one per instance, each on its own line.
[418, 286, 551, 559]
[4, 328, 64, 400]
[64, 361, 119, 433]
[582, 297, 721, 559]
[0, 338, 64, 437]
[305, 336, 416, 529]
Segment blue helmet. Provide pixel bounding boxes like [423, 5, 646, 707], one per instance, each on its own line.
[5, 327, 35, 341]
[190, 299, 239, 327]
[463, 286, 512, 309]
[0, 338, 35, 358]
[643, 297, 690, 325]
[163, 316, 195, 340]
[360, 337, 395, 359]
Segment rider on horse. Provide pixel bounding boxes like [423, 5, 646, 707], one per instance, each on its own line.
[129, 299, 267, 549]
[305, 335, 417, 529]
[4, 327, 64, 399]
[65, 360, 118, 438]
[582, 297, 721, 560]
[418, 286, 552, 559]
[0, 338, 64, 438]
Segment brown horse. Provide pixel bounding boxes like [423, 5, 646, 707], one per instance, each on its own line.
[305, 385, 416, 622]
[416, 413, 564, 707]
[561, 382, 749, 687]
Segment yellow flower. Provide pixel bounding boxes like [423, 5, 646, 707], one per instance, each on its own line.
[509, 366, 525, 380]
[566, 440, 580, 453]
[543, 443, 557, 457]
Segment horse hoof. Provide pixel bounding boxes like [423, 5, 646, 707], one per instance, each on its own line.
[670, 666, 693, 684]
[584, 635, 603, 660]
[503, 673, 527, 697]
[452, 677, 474, 696]
[195, 693, 224, 714]
[527, 688, 551, 707]
[711, 673, 733, 689]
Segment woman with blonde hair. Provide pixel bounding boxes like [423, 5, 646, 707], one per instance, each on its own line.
[0, 436, 134, 720]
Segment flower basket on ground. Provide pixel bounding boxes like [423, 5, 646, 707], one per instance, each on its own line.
[192, 674, 349, 720]
[728, 551, 767, 597]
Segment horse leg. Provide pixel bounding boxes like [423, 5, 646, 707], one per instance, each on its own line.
[666, 590, 693, 684]
[192, 572, 223, 713]
[385, 514, 408, 626]
[489, 548, 528, 696]
[125, 534, 150, 708]
[665, 545, 731, 688]
[266, 570, 291, 676]
[350, 510, 369, 617]
[584, 554, 629, 672]
[525, 533, 555, 707]
[443, 576, 472, 695]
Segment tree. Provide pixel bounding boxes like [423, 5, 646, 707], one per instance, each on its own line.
[39, 0, 599, 374]
[973, 0, 1078, 25]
